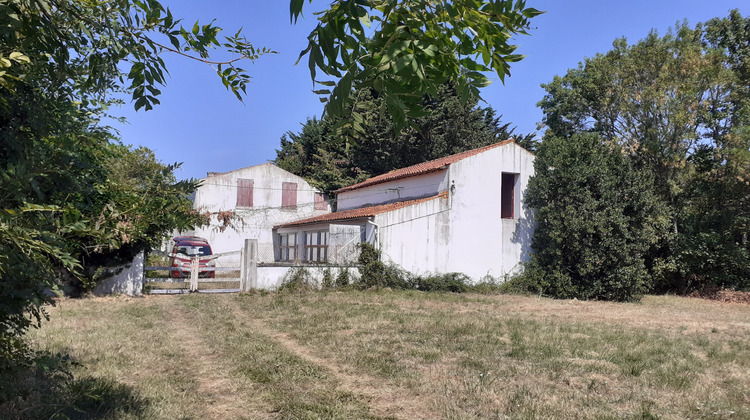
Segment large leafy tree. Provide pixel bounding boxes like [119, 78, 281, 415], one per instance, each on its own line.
[275, 83, 535, 194]
[293, 0, 543, 130]
[522, 133, 668, 302]
[0, 0, 264, 381]
[536, 11, 750, 293]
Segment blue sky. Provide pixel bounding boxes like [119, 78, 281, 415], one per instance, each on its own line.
[112, 1, 747, 181]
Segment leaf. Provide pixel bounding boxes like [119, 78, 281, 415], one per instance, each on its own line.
[9, 52, 30, 63]
[290, 0, 304, 23]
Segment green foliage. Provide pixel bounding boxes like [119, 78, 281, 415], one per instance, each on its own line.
[0, 0, 251, 397]
[335, 268, 351, 288]
[0, 0, 271, 109]
[278, 267, 318, 293]
[356, 243, 410, 289]
[276, 84, 535, 194]
[538, 11, 750, 293]
[523, 133, 668, 302]
[321, 268, 334, 289]
[291, 0, 543, 130]
[411, 273, 470, 293]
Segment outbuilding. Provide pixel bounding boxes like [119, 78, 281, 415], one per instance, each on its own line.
[273, 140, 535, 280]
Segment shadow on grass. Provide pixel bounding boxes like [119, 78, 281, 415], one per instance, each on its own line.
[0, 354, 149, 420]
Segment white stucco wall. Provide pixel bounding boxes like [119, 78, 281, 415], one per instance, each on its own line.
[445, 143, 535, 279]
[374, 195, 451, 275]
[337, 170, 449, 210]
[187, 163, 330, 261]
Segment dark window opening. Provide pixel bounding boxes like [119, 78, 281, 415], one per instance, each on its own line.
[501, 173, 517, 219]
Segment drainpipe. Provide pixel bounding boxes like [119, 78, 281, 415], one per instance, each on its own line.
[366, 219, 380, 250]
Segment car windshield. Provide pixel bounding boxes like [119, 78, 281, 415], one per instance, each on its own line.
[176, 245, 211, 256]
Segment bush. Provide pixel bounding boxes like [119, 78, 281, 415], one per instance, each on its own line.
[321, 268, 334, 289]
[411, 273, 470, 292]
[335, 268, 350, 288]
[524, 133, 669, 302]
[357, 243, 410, 289]
[278, 267, 317, 293]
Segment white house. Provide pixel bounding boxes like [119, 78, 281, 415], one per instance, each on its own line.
[186, 163, 330, 261]
[273, 140, 535, 280]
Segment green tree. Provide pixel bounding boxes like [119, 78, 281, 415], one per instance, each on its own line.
[0, 0, 261, 384]
[275, 83, 534, 194]
[292, 0, 543, 129]
[522, 133, 668, 302]
[537, 12, 750, 292]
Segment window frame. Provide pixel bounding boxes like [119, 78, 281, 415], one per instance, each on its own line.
[304, 230, 329, 263]
[277, 232, 297, 262]
[501, 172, 518, 219]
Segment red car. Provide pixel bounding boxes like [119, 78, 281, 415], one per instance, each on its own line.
[170, 236, 215, 278]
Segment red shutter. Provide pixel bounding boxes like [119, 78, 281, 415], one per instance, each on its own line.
[314, 192, 327, 210]
[282, 182, 297, 209]
[236, 179, 253, 207]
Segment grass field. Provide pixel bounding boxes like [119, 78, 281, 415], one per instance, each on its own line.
[14, 291, 750, 419]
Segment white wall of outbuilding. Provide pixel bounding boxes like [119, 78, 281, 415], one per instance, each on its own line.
[370, 142, 535, 281]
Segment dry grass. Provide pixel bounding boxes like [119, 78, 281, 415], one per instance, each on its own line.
[20, 291, 750, 419]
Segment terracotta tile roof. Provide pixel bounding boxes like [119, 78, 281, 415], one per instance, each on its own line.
[274, 194, 443, 228]
[334, 139, 516, 193]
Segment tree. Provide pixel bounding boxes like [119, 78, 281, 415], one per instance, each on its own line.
[1, 0, 260, 384]
[292, 0, 543, 130]
[536, 11, 750, 292]
[521, 133, 668, 302]
[275, 83, 534, 194]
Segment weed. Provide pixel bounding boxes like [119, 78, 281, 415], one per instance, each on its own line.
[278, 266, 318, 293]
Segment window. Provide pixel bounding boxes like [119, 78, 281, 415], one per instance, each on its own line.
[304, 231, 328, 262]
[175, 245, 211, 257]
[501, 173, 518, 219]
[314, 192, 328, 210]
[236, 178, 254, 207]
[282, 182, 297, 209]
[277, 233, 297, 262]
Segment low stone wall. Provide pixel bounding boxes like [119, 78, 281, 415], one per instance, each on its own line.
[93, 251, 145, 296]
[257, 265, 360, 290]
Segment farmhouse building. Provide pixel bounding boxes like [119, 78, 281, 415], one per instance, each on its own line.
[273, 140, 535, 280]
[187, 163, 330, 260]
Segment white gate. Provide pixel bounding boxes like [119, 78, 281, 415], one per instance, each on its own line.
[144, 239, 257, 294]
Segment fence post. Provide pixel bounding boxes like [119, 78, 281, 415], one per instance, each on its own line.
[241, 239, 258, 292]
[239, 247, 246, 291]
[190, 257, 199, 292]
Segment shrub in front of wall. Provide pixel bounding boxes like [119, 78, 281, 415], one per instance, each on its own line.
[278, 267, 317, 293]
[321, 268, 334, 289]
[357, 243, 410, 289]
[411, 273, 470, 292]
[335, 268, 350, 288]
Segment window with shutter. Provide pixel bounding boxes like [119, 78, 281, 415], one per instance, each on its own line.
[282, 182, 297, 209]
[236, 178, 254, 207]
